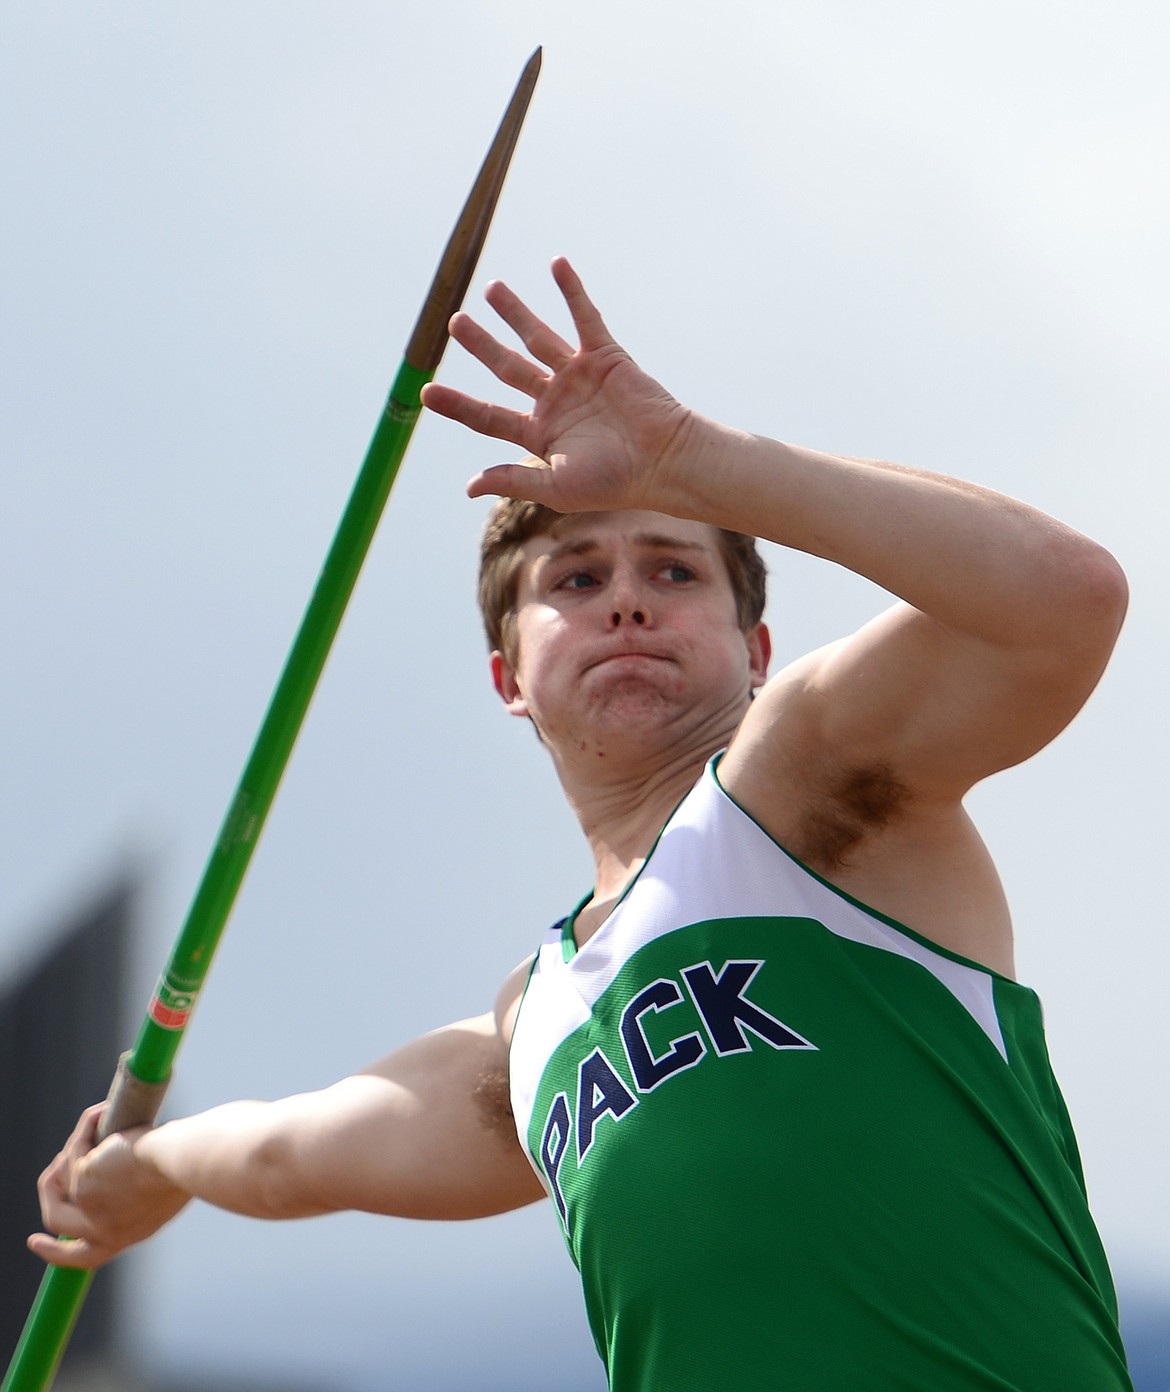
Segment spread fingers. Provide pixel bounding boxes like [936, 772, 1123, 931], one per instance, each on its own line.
[447, 312, 549, 397]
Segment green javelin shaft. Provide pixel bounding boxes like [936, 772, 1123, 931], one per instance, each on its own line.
[4, 47, 541, 1392]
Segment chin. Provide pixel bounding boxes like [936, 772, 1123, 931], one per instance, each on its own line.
[585, 690, 688, 734]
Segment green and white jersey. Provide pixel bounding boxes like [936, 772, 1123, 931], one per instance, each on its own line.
[509, 758, 1131, 1392]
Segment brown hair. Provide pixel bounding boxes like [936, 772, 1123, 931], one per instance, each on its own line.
[478, 499, 767, 662]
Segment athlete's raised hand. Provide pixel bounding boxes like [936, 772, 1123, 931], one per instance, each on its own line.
[421, 257, 695, 514]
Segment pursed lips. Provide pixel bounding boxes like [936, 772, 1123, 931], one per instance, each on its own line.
[583, 647, 675, 673]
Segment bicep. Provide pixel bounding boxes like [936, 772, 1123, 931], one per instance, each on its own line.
[740, 598, 1114, 801]
[267, 1014, 545, 1221]
[835, 602, 1113, 789]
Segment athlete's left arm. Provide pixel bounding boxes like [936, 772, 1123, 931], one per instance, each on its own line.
[716, 443, 1129, 802]
[423, 258, 1128, 801]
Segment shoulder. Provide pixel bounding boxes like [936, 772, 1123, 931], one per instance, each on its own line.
[721, 637, 897, 866]
[495, 953, 538, 1051]
[720, 640, 1016, 973]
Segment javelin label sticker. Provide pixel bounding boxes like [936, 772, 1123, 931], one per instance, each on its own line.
[149, 980, 198, 1031]
[384, 397, 421, 425]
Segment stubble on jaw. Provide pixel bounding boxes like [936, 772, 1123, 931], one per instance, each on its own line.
[555, 669, 700, 760]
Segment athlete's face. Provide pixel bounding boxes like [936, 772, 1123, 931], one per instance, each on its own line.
[491, 511, 770, 756]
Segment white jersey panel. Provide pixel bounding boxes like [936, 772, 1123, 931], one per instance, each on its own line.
[509, 758, 1006, 1153]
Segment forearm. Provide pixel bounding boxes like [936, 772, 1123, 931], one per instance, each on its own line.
[140, 1021, 542, 1224]
[662, 414, 1127, 653]
[433, 257, 1124, 655]
[134, 1099, 324, 1220]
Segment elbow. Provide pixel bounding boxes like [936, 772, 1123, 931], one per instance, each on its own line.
[1069, 539, 1129, 656]
[1028, 525, 1128, 657]
[238, 1131, 326, 1221]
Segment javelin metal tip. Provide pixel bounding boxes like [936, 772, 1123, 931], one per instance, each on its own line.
[404, 51, 542, 374]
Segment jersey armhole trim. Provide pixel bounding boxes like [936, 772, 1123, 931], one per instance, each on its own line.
[709, 753, 1018, 986]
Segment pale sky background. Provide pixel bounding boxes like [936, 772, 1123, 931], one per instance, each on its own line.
[2, 3, 1167, 1388]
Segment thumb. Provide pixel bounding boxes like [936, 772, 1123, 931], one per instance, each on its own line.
[466, 455, 559, 505]
[28, 1231, 110, 1270]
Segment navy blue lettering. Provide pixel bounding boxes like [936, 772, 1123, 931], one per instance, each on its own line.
[621, 978, 706, 1092]
[540, 1092, 572, 1225]
[683, 959, 814, 1055]
[576, 1048, 638, 1160]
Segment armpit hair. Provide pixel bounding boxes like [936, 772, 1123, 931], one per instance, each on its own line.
[794, 763, 910, 871]
[473, 1065, 515, 1137]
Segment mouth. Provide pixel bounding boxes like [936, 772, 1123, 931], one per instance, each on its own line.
[584, 649, 673, 674]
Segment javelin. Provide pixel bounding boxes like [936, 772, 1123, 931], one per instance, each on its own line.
[3, 47, 542, 1392]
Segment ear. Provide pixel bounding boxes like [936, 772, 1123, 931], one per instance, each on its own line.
[746, 622, 772, 691]
[490, 650, 530, 717]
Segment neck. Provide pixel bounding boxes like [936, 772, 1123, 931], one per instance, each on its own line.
[554, 712, 740, 902]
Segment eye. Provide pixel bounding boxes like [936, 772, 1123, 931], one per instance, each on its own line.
[554, 569, 600, 592]
[658, 562, 696, 583]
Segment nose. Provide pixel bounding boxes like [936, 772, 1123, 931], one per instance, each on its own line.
[608, 565, 649, 628]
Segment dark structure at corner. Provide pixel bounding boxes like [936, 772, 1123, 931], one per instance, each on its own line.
[0, 878, 133, 1377]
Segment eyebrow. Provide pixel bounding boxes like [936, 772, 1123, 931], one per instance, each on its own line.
[539, 532, 712, 567]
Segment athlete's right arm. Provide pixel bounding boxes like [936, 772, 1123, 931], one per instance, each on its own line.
[29, 961, 544, 1270]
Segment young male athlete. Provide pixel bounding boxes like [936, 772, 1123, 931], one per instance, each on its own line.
[33, 259, 1133, 1390]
